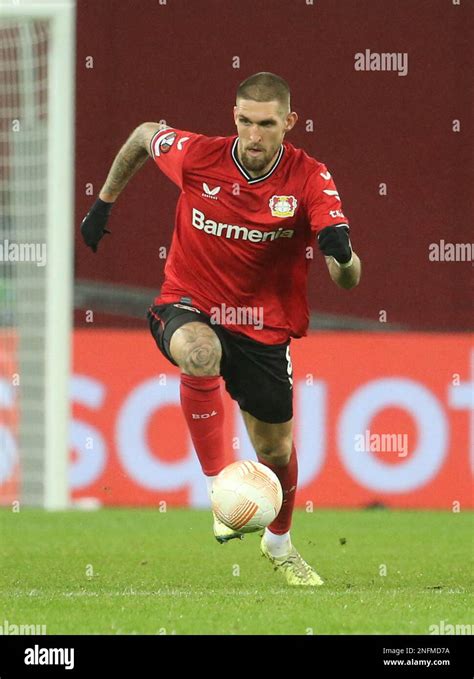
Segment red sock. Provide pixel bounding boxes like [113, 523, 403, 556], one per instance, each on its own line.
[180, 374, 226, 476]
[258, 444, 298, 535]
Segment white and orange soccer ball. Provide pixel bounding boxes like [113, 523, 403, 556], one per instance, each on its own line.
[211, 460, 283, 533]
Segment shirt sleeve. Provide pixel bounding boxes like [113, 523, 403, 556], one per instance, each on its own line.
[305, 164, 350, 234]
[150, 127, 201, 189]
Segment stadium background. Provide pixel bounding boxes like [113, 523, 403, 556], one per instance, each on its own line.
[72, 0, 474, 508]
[2, 0, 473, 510]
[74, 0, 471, 332]
[72, 0, 471, 510]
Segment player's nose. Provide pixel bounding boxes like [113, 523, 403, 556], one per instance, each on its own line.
[249, 125, 262, 142]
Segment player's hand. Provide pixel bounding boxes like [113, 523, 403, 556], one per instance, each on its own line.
[80, 197, 113, 253]
[317, 225, 352, 264]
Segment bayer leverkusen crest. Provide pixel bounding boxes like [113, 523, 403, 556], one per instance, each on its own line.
[269, 195, 298, 218]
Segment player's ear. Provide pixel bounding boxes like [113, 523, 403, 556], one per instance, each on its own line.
[285, 112, 298, 132]
[233, 105, 239, 126]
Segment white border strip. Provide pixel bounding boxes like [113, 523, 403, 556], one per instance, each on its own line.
[4, 0, 76, 510]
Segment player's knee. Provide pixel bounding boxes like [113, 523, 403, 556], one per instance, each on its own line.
[170, 322, 222, 376]
[255, 437, 293, 467]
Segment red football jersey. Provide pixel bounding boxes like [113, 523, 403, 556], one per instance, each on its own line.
[151, 127, 350, 344]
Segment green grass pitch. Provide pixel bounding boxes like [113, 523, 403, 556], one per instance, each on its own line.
[1, 507, 472, 635]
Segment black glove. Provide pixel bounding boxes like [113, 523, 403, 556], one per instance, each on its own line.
[317, 225, 352, 264]
[80, 197, 113, 253]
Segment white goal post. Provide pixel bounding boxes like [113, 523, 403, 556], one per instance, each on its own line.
[0, 0, 75, 508]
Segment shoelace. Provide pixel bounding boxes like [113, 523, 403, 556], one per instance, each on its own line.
[277, 551, 313, 579]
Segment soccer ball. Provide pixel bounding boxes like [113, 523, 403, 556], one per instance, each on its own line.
[211, 460, 283, 533]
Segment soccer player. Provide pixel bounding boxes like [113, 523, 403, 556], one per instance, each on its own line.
[81, 72, 361, 586]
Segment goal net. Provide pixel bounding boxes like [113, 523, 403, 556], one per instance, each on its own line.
[0, 1, 75, 509]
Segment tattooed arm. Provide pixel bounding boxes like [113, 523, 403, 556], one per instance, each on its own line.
[99, 122, 165, 202]
[80, 122, 168, 252]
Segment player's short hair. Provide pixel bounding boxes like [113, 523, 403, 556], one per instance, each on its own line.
[236, 72, 291, 115]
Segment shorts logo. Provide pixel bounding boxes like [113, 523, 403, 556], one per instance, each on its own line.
[173, 303, 201, 313]
[153, 131, 177, 156]
[269, 195, 297, 218]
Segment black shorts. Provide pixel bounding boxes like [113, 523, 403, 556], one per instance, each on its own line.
[146, 298, 293, 424]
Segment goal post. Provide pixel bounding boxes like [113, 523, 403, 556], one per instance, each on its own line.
[0, 0, 75, 509]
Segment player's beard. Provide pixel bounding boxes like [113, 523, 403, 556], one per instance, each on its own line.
[240, 144, 278, 175]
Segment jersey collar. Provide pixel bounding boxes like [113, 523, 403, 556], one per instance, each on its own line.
[231, 137, 284, 185]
